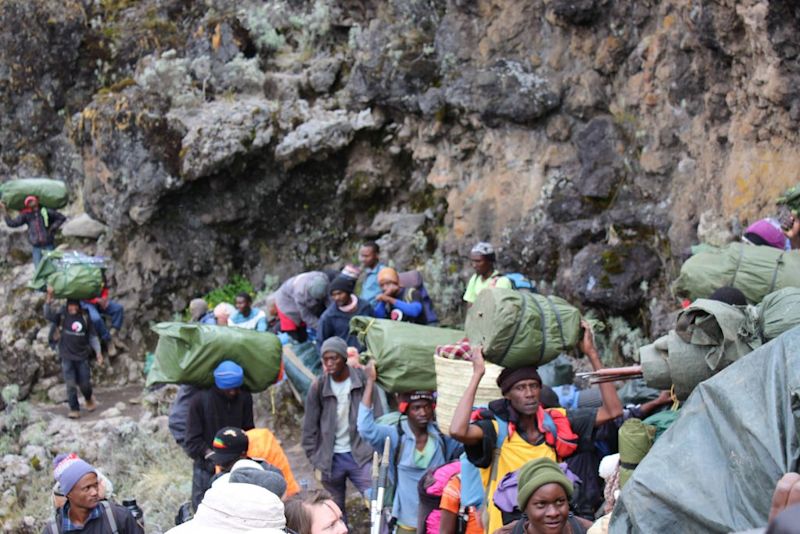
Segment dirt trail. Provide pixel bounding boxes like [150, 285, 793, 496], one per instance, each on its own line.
[34, 384, 145, 422]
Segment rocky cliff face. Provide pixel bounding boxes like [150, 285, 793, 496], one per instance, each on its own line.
[1, 0, 799, 398]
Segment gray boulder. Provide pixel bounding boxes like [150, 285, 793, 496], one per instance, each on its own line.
[61, 213, 107, 239]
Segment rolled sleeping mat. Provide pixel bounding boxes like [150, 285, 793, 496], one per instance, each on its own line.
[618, 418, 656, 488]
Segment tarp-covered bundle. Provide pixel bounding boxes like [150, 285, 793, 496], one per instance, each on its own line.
[146, 323, 283, 392]
[0, 178, 68, 210]
[350, 317, 464, 393]
[640, 299, 761, 399]
[28, 250, 105, 299]
[282, 341, 321, 400]
[757, 287, 800, 341]
[465, 288, 582, 368]
[673, 242, 800, 303]
[610, 326, 800, 533]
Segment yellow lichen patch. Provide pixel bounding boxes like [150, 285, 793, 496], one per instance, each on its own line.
[212, 24, 222, 51]
[721, 145, 800, 221]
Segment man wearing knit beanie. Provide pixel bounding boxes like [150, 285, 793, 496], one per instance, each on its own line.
[510, 457, 589, 534]
[317, 275, 374, 354]
[374, 267, 429, 324]
[44, 454, 143, 534]
[449, 322, 623, 532]
[184, 360, 254, 511]
[302, 336, 384, 524]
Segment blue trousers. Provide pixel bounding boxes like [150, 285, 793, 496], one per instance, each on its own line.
[81, 301, 124, 341]
[32, 244, 53, 267]
[62, 359, 92, 412]
[321, 452, 372, 524]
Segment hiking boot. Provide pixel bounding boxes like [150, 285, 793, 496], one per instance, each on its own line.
[85, 398, 97, 412]
[67, 410, 80, 419]
[106, 340, 118, 357]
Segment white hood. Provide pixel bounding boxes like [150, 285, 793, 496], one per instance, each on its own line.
[167, 483, 285, 533]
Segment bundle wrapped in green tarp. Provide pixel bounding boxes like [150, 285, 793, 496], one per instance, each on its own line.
[465, 288, 582, 368]
[673, 242, 800, 304]
[618, 418, 656, 488]
[640, 299, 762, 400]
[350, 316, 464, 393]
[146, 322, 282, 392]
[28, 250, 105, 299]
[282, 341, 322, 401]
[0, 178, 68, 210]
[611, 327, 800, 533]
[756, 287, 800, 341]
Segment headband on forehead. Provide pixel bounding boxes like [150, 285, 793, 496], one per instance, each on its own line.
[398, 391, 436, 414]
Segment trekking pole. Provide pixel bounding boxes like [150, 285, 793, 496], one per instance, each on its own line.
[369, 451, 380, 533]
[372, 437, 391, 534]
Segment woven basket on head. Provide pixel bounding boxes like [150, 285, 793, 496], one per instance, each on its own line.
[434, 353, 503, 435]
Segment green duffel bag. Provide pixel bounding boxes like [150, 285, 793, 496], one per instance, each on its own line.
[0, 178, 68, 210]
[465, 288, 582, 369]
[757, 287, 800, 340]
[146, 322, 282, 392]
[673, 242, 800, 304]
[28, 250, 104, 299]
[350, 316, 464, 393]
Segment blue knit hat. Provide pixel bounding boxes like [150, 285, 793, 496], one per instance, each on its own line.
[214, 360, 244, 389]
[53, 454, 96, 495]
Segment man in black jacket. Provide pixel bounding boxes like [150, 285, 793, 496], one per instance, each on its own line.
[184, 360, 254, 511]
[44, 454, 143, 534]
[44, 287, 102, 419]
[1, 195, 66, 266]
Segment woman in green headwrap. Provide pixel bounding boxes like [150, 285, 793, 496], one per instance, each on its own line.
[507, 457, 591, 534]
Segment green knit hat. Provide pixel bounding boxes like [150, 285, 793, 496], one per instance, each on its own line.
[517, 457, 574, 510]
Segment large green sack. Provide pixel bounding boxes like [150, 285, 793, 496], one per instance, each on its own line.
[350, 316, 464, 393]
[0, 178, 68, 210]
[146, 322, 282, 392]
[465, 288, 582, 368]
[610, 327, 800, 534]
[756, 287, 800, 340]
[673, 242, 800, 304]
[28, 250, 104, 299]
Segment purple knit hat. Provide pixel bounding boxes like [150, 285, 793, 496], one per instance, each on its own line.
[745, 219, 787, 249]
[53, 454, 96, 495]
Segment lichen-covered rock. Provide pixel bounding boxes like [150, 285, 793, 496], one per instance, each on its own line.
[275, 108, 382, 169]
[567, 243, 661, 313]
[168, 97, 276, 181]
[444, 61, 561, 124]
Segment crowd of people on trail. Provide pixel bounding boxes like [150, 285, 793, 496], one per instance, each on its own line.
[6, 186, 800, 534]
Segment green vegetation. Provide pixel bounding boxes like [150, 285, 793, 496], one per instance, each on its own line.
[202, 274, 255, 310]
